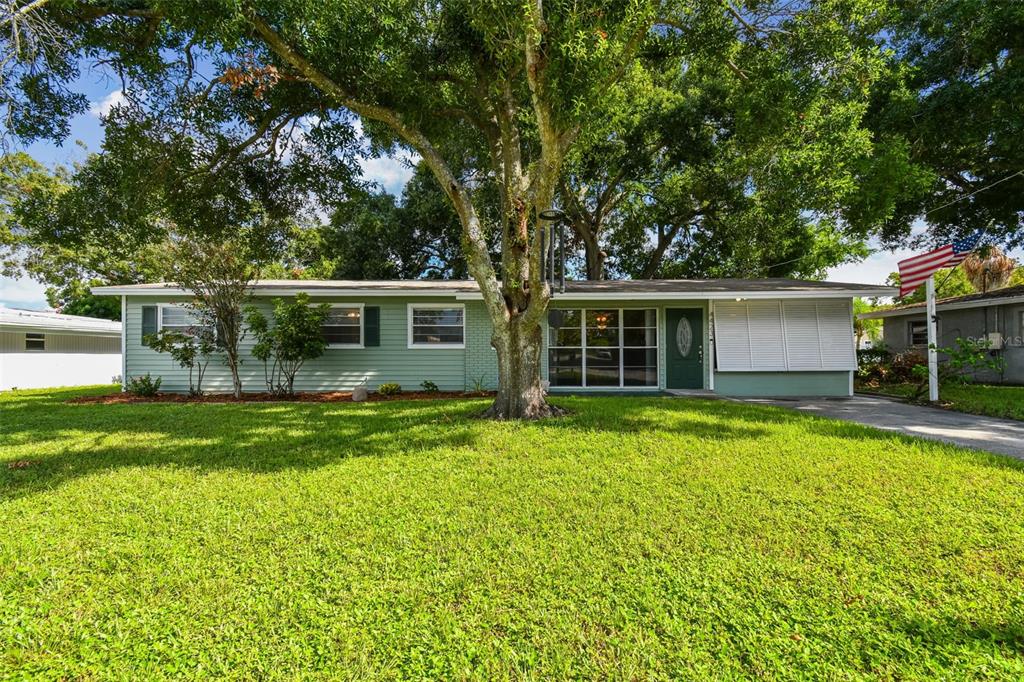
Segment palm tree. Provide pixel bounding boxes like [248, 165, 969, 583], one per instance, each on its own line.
[962, 246, 1016, 293]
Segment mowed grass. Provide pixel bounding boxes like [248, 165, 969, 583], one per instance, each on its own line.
[866, 383, 1024, 421]
[2, 387, 1024, 680]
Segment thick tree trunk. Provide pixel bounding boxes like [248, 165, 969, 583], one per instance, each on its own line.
[583, 237, 606, 280]
[481, 312, 566, 420]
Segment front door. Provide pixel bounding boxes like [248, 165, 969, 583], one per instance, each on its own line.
[665, 308, 704, 389]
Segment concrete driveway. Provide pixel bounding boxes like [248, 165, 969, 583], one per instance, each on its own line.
[739, 394, 1024, 461]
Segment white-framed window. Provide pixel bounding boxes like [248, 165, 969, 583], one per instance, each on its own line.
[159, 305, 213, 337]
[408, 304, 465, 348]
[548, 308, 658, 388]
[909, 320, 929, 346]
[323, 304, 363, 347]
[25, 332, 45, 351]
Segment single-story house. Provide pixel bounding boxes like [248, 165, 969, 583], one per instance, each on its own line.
[93, 278, 894, 398]
[858, 284, 1024, 385]
[0, 306, 122, 391]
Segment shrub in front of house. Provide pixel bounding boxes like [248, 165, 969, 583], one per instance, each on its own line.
[857, 346, 926, 387]
[245, 294, 331, 396]
[378, 382, 402, 396]
[127, 373, 162, 397]
[145, 328, 216, 396]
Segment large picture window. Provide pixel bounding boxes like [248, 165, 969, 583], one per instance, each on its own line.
[549, 308, 658, 388]
[323, 306, 363, 347]
[408, 305, 465, 348]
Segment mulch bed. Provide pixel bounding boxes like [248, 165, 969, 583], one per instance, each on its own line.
[68, 390, 495, 405]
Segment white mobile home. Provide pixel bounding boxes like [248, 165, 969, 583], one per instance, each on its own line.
[0, 307, 122, 391]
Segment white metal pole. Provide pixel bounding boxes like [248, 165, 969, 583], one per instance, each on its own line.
[925, 276, 939, 402]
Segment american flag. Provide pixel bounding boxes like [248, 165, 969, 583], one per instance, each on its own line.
[897, 230, 983, 298]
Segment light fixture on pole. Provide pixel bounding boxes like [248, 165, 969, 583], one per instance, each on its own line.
[539, 208, 567, 294]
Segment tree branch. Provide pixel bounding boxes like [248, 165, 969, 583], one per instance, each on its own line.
[247, 10, 505, 322]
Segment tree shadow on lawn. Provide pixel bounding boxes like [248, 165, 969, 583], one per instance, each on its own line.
[561, 395, 1024, 473]
[896, 614, 1024, 660]
[3, 389, 1020, 500]
[2, 390, 789, 500]
[1, 391, 491, 499]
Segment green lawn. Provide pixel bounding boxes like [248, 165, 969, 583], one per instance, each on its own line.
[2, 387, 1024, 679]
[863, 383, 1024, 421]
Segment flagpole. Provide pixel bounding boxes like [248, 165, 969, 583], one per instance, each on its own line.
[925, 275, 939, 402]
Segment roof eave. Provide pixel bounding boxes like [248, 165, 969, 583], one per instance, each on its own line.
[91, 285, 478, 297]
[858, 294, 1024, 319]
[0, 322, 121, 336]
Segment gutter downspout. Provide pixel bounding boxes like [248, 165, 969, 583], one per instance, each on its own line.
[120, 295, 127, 392]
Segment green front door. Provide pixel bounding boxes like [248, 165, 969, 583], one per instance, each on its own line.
[665, 308, 704, 389]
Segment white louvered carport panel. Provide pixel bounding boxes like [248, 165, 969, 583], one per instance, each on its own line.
[713, 302, 753, 370]
[782, 301, 823, 370]
[815, 300, 857, 370]
[746, 301, 787, 370]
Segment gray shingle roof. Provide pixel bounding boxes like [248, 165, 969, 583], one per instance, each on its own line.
[858, 284, 1024, 319]
[93, 278, 895, 297]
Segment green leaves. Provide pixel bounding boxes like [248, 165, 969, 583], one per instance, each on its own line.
[245, 293, 331, 395]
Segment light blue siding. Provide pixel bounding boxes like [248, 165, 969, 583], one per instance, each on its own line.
[713, 371, 852, 397]
[124, 293, 854, 397]
[125, 296, 488, 393]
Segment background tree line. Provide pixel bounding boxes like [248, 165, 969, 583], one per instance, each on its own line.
[2, 0, 1021, 318]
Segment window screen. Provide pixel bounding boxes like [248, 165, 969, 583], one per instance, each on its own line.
[25, 333, 45, 351]
[410, 307, 464, 346]
[323, 307, 362, 346]
[160, 306, 211, 337]
[909, 320, 928, 346]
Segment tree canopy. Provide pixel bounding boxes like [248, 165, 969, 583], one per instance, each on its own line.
[872, 0, 1024, 249]
[4, 0, 1011, 416]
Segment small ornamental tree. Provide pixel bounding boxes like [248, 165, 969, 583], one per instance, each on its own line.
[245, 293, 330, 396]
[168, 236, 262, 398]
[144, 327, 216, 396]
[908, 338, 1006, 401]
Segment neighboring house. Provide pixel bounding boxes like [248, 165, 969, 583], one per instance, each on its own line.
[0, 307, 122, 391]
[858, 284, 1024, 385]
[93, 278, 894, 398]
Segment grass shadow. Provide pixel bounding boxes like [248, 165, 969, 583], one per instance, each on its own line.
[1, 388, 489, 500]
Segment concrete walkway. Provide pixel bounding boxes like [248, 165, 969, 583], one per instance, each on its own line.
[738, 394, 1024, 461]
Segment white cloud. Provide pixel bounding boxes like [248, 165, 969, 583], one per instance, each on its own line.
[0, 276, 51, 310]
[360, 155, 416, 196]
[89, 89, 126, 118]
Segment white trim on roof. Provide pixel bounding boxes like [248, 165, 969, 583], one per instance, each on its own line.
[858, 295, 1024, 319]
[0, 307, 121, 336]
[489, 290, 887, 301]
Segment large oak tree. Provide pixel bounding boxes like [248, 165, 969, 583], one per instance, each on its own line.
[2, 0, 901, 418]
